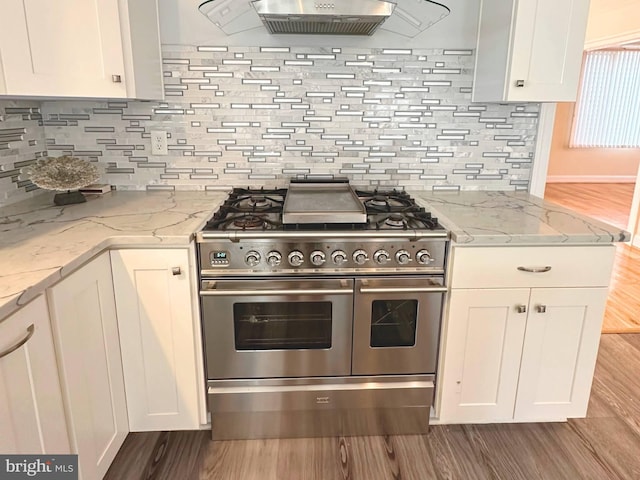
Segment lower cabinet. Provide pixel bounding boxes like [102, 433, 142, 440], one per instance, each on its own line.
[439, 286, 608, 423]
[0, 296, 70, 454]
[48, 252, 128, 480]
[514, 287, 608, 421]
[110, 248, 200, 431]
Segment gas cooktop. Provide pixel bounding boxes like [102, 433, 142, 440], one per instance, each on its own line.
[202, 187, 445, 232]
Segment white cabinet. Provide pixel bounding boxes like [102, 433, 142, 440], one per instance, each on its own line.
[514, 287, 608, 421]
[439, 244, 615, 424]
[0, 296, 70, 454]
[48, 252, 128, 480]
[473, 0, 591, 102]
[0, 0, 163, 99]
[440, 288, 530, 422]
[111, 248, 201, 432]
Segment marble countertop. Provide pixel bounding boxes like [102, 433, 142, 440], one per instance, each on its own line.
[410, 190, 630, 245]
[0, 188, 629, 320]
[0, 190, 227, 320]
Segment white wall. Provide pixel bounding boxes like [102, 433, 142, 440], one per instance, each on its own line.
[158, 0, 480, 48]
[585, 0, 640, 49]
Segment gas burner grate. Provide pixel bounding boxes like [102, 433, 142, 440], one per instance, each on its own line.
[204, 212, 283, 231]
[223, 187, 287, 214]
[357, 189, 418, 214]
[201, 186, 445, 232]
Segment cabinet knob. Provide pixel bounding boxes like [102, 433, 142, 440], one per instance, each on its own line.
[536, 305, 547, 313]
[112, 74, 122, 83]
[516, 79, 525, 87]
[171, 266, 181, 276]
[516, 305, 527, 314]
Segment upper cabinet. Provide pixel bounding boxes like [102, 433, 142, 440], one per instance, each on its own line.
[0, 0, 164, 100]
[473, 0, 591, 103]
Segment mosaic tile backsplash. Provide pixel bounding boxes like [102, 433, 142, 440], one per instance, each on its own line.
[0, 45, 540, 206]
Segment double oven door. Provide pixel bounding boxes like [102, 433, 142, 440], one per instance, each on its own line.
[200, 276, 445, 380]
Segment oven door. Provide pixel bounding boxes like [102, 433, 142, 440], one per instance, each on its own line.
[200, 278, 354, 379]
[352, 277, 446, 375]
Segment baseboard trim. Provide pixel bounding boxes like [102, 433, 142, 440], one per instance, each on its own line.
[632, 237, 640, 249]
[546, 175, 637, 184]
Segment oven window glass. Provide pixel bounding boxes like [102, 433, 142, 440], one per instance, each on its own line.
[370, 300, 418, 347]
[234, 302, 332, 350]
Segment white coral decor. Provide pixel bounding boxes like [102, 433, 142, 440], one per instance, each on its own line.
[29, 156, 100, 192]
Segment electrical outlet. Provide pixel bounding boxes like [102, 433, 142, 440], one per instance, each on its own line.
[150, 130, 168, 155]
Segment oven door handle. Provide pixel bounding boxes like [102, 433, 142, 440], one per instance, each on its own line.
[358, 286, 448, 294]
[200, 288, 353, 296]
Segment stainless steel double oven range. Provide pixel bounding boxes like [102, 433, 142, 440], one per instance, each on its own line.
[196, 180, 448, 440]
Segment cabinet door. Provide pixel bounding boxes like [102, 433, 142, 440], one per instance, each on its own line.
[514, 287, 608, 421]
[111, 249, 200, 431]
[474, 0, 590, 102]
[0, 296, 70, 454]
[0, 0, 126, 97]
[439, 288, 530, 423]
[507, 0, 590, 102]
[48, 253, 128, 480]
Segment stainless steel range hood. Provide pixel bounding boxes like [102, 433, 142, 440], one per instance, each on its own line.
[253, 0, 396, 36]
[199, 0, 396, 36]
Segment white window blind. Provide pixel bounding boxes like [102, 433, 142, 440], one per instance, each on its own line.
[572, 50, 640, 148]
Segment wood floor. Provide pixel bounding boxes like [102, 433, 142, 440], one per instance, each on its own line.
[544, 183, 634, 230]
[544, 183, 640, 333]
[105, 334, 640, 480]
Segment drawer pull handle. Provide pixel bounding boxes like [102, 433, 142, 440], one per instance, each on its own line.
[536, 305, 547, 313]
[172, 267, 181, 276]
[516, 305, 527, 314]
[517, 266, 552, 273]
[0, 325, 35, 359]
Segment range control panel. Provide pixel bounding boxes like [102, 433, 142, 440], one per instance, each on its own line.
[200, 239, 447, 275]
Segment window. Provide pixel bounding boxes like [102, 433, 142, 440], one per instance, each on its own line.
[571, 50, 640, 148]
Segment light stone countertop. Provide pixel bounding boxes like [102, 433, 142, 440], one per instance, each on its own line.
[410, 190, 630, 245]
[0, 190, 227, 320]
[0, 188, 629, 321]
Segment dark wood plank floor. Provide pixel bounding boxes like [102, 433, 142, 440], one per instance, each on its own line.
[105, 334, 640, 480]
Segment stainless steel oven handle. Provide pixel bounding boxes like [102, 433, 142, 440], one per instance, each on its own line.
[200, 288, 353, 296]
[358, 286, 448, 294]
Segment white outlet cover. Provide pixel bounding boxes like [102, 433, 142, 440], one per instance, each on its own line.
[151, 130, 168, 155]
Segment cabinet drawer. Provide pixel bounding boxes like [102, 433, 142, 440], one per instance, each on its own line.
[450, 245, 616, 288]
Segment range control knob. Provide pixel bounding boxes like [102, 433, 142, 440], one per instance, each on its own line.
[245, 250, 261, 267]
[331, 250, 348, 265]
[288, 250, 304, 267]
[353, 249, 369, 265]
[396, 249, 412, 265]
[266, 251, 282, 267]
[373, 250, 390, 265]
[310, 250, 326, 266]
[416, 249, 433, 265]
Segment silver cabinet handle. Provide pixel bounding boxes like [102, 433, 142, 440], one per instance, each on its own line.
[517, 266, 552, 273]
[516, 79, 525, 87]
[536, 305, 547, 313]
[112, 74, 122, 83]
[516, 305, 527, 313]
[172, 267, 181, 276]
[0, 325, 35, 359]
